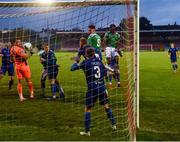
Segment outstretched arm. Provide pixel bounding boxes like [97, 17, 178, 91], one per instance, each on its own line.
[71, 63, 80, 71]
[105, 65, 114, 73]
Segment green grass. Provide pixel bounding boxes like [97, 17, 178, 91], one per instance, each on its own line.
[0, 52, 131, 141]
[137, 52, 180, 141]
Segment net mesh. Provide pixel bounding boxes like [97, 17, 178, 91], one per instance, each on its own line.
[0, 0, 136, 141]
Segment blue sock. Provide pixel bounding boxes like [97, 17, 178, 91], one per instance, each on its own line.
[105, 108, 116, 126]
[85, 112, 91, 132]
[51, 84, 57, 96]
[56, 85, 60, 92]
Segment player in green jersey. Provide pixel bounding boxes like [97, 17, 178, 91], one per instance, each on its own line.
[87, 24, 102, 60]
[104, 24, 122, 87]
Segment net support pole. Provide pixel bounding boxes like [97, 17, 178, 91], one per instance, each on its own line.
[135, 0, 139, 129]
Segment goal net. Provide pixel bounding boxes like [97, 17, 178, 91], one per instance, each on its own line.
[0, 0, 137, 141]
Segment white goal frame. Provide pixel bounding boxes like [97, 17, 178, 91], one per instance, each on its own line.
[0, 0, 139, 140]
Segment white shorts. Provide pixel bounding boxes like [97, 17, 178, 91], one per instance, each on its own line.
[105, 47, 119, 58]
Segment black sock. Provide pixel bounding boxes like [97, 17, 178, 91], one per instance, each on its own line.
[172, 65, 176, 70]
[41, 80, 46, 96]
[9, 79, 14, 89]
[176, 64, 178, 69]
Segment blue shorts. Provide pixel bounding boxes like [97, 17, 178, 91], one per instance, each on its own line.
[171, 58, 177, 63]
[47, 67, 59, 80]
[85, 85, 108, 108]
[1, 64, 14, 76]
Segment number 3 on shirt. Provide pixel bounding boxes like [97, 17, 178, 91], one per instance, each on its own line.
[94, 66, 101, 78]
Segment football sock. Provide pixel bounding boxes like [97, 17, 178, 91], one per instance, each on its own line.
[41, 80, 46, 96]
[85, 112, 91, 132]
[17, 83, 23, 98]
[115, 64, 120, 82]
[175, 64, 178, 69]
[59, 85, 65, 98]
[28, 81, 34, 95]
[55, 80, 64, 98]
[105, 108, 116, 126]
[172, 64, 176, 70]
[117, 72, 120, 82]
[51, 84, 57, 97]
[55, 80, 60, 92]
[41, 80, 46, 88]
[9, 79, 14, 89]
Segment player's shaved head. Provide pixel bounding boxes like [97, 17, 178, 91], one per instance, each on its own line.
[88, 24, 96, 34]
[170, 42, 174, 48]
[15, 40, 22, 47]
[110, 24, 116, 33]
[86, 48, 95, 58]
[88, 24, 96, 29]
[43, 43, 49, 52]
[110, 24, 116, 28]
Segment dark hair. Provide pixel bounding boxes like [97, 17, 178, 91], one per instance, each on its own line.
[86, 47, 95, 58]
[170, 42, 174, 44]
[80, 37, 87, 45]
[88, 24, 96, 29]
[43, 42, 49, 47]
[110, 24, 116, 28]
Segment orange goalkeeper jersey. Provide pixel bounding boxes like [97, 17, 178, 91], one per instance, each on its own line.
[10, 46, 28, 67]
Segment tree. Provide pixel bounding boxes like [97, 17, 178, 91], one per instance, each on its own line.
[140, 17, 153, 30]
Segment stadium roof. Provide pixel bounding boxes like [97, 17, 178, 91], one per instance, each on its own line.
[141, 24, 180, 32]
[141, 29, 180, 33]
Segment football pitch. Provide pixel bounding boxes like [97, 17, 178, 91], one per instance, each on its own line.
[137, 52, 180, 141]
[0, 52, 131, 141]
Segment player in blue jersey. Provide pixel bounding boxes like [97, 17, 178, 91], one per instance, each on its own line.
[71, 37, 91, 63]
[71, 48, 116, 136]
[40, 43, 65, 100]
[0, 42, 14, 89]
[168, 42, 179, 72]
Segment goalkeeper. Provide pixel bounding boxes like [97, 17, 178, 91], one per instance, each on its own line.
[10, 40, 34, 102]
